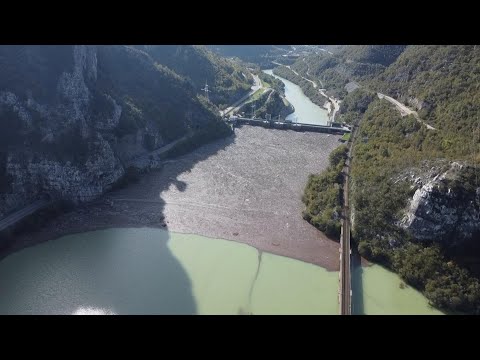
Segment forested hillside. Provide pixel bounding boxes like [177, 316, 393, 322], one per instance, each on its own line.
[272, 66, 327, 107]
[0, 45, 236, 218]
[336, 45, 407, 66]
[368, 45, 480, 148]
[135, 45, 252, 109]
[207, 45, 292, 68]
[301, 45, 480, 314]
[283, 46, 406, 99]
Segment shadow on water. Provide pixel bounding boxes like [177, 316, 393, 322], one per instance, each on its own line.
[351, 251, 364, 315]
[0, 132, 237, 257]
[0, 132, 238, 314]
[0, 228, 197, 314]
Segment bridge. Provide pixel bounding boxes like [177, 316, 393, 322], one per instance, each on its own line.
[339, 148, 352, 315]
[337, 119, 361, 315]
[228, 116, 351, 134]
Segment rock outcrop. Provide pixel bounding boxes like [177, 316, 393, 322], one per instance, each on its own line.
[0, 45, 227, 218]
[399, 162, 480, 246]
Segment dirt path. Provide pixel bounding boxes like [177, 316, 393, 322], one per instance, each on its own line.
[377, 93, 436, 130]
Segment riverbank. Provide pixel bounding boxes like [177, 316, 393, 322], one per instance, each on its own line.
[271, 62, 342, 122]
[2, 127, 343, 270]
[0, 227, 340, 314]
[319, 89, 341, 121]
[264, 70, 329, 126]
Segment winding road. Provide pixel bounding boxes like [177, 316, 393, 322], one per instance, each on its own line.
[126, 133, 193, 168]
[0, 198, 51, 232]
[273, 57, 438, 132]
[377, 93, 436, 130]
[220, 73, 264, 117]
[272, 60, 341, 121]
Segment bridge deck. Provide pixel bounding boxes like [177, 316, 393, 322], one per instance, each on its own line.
[339, 128, 355, 315]
[230, 117, 351, 134]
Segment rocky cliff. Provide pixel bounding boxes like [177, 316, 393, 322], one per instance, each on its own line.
[399, 162, 480, 246]
[0, 45, 230, 218]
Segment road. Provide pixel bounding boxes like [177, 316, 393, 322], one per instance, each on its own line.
[339, 141, 353, 315]
[0, 198, 51, 232]
[377, 93, 436, 130]
[272, 60, 341, 121]
[302, 58, 320, 88]
[273, 58, 438, 130]
[220, 73, 264, 117]
[126, 133, 192, 168]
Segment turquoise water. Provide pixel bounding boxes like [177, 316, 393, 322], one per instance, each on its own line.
[0, 65, 445, 314]
[353, 264, 443, 315]
[0, 228, 338, 315]
[263, 69, 330, 125]
[0, 227, 443, 315]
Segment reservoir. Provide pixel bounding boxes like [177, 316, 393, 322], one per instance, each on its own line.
[0, 74, 442, 315]
[0, 228, 442, 315]
[0, 228, 338, 315]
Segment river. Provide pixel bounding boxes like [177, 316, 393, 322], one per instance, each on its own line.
[263, 69, 330, 125]
[0, 72, 443, 315]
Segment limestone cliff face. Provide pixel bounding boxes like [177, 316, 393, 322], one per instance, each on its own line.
[6, 133, 124, 205]
[0, 45, 223, 218]
[399, 162, 480, 246]
[0, 46, 110, 216]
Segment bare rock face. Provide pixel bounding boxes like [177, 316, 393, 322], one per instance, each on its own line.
[0, 45, 110, 215]
[95, 95, 122, 131]
[0, 47, 150, 216]
[0, 45, 225, 218]
[6, 134, 124, 206]
[56, 45, 94, 137]
[400, 162, 480, 246]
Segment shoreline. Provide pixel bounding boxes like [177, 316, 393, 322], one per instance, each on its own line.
[271, 61, 341, 122]
[2, 127, 344, 271]
[3, 187, 341, 272]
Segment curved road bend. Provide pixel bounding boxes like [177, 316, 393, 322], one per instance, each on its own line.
[377, 93, 436, 130]
[220, 73, 263, 117]
[271, 61, 340, 121]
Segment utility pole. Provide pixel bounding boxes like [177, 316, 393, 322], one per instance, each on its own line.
[201, 80, 210, 100]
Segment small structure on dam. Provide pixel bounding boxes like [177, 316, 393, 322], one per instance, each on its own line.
[226, 115, 351, 135]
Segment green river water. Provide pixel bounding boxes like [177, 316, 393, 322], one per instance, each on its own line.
[0, 228, 442, 314]
[0, 69, 444, 315]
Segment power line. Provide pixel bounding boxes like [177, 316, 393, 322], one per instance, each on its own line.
[201, 80, 210, 100]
